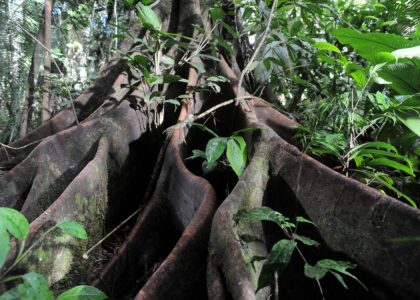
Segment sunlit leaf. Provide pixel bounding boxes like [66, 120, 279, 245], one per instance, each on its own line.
[226, 136, 247, 178]
[136, 2, 161, 31]
[56, 220, 87, 240]
[0, 208, 29, 241]
[313, 41, 341, 54]
[205, 137, 227, 164]
[57, 285, 107, 300]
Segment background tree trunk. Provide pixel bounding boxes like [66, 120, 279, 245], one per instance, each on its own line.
[41, 0, 52, 122]
[20, 8, 45, 137]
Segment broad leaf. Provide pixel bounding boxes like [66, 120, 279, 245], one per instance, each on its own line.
[397, 111, 420, 137]
[56, 220, 87, 240]
[293, 234, 319, 247]
[0, 208, 29, 241]
[0, 229, 10, 269]
[132, 55, 148, 68]
[247, 60, 260, 72]
[57, 285, 107, 300]
[0, 273, 53, 300]
[350, 70, 366, 88]
[189, 62, 206, 74]
[161, 55, 174, 66]
[392, 46, 420, 60]
[162, 74, 181, 83]
[257, 240, 296, 291]
[333, 28, 419, 64]
[136, 2, 161, 31]
[236, 206, 289, 228]
[316, 259, 367, 290]
[205, 137, 227, 164]
[313, 41, 341, 54]
[226, 136, 247, 178]
[296, 216, 316, 227]
[304, 264, 327, 280]
[380, 63, 420, 94]
[186, 149, 206, 160]
[367, 158, 414, 176]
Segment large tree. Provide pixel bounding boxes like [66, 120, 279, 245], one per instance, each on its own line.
[1, 0, 419, 299]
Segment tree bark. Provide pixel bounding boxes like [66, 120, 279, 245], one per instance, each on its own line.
[1, 0, 419, 299]
[20, 8, 45, 137]
[41, 0, 52, 122]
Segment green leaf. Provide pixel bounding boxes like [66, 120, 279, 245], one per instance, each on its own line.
[367, 158, 414, 176]
[397, 111, 420, 137]
[380, 63, 420, 94]
[206, 76, 229, 83]
[348, 142, 398, 158]
[226, 136, 247, 178]
[205, 137, 227, 164]
[392, 46, 420, 60]
[0, 229, 10, 269]
[186, 149, 206, 160]
[313, 41, 341, 54]
[57, 285, 107, 300]
[0, 273, 54, 300]
[56, 220, 87, 240]
[162, 74, 181, 83]
[202, 160, 218, 174]
[209, 7, 224, 21]
[304, 264, 327, 280]
[132, 55, 149, 68]
[189, 62, 206, 74]
[293, 234, 319, 247]
[235, 207, 289, 228]
[350, 70, 366, 88]
[123, 0, 135, 7]
[142, 0, 155, 5]
[333, 28, 419, 64]
[247, 60, 260, 72]
[330, 271, 348, 289]
[257, 240, 296, 291]
[0, 208, 29, 241]
[136, 2, 161, 31]
[296, 216, 316, 226]
[164, 99, 181, 106]
[316, 259, 367, 290]
[161, 55, 174, 66]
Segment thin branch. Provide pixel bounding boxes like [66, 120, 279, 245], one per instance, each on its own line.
[236, 0, 278, 104]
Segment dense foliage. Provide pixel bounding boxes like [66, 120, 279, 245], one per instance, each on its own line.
[0, 0, 419, 297]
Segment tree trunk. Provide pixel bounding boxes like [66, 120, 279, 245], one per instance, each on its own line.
[1, 0, 419, 299]
[41, 0, 52, 122]
[20, 8, 45, 137]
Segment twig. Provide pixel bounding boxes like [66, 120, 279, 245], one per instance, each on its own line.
[236, 0, 278, 105]
[0, 139, 44, 151]
[164, 96, 253, 136]
[82, 207, 143, 259]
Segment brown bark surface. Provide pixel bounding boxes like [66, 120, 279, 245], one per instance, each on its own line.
[1, 0, 419, 299]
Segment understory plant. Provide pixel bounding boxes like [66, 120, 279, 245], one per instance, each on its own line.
[294, 28, 419, 207]
[235, 206, 366, 297]
[188, 124, 261, 178]
[0, 207, 107, 300]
